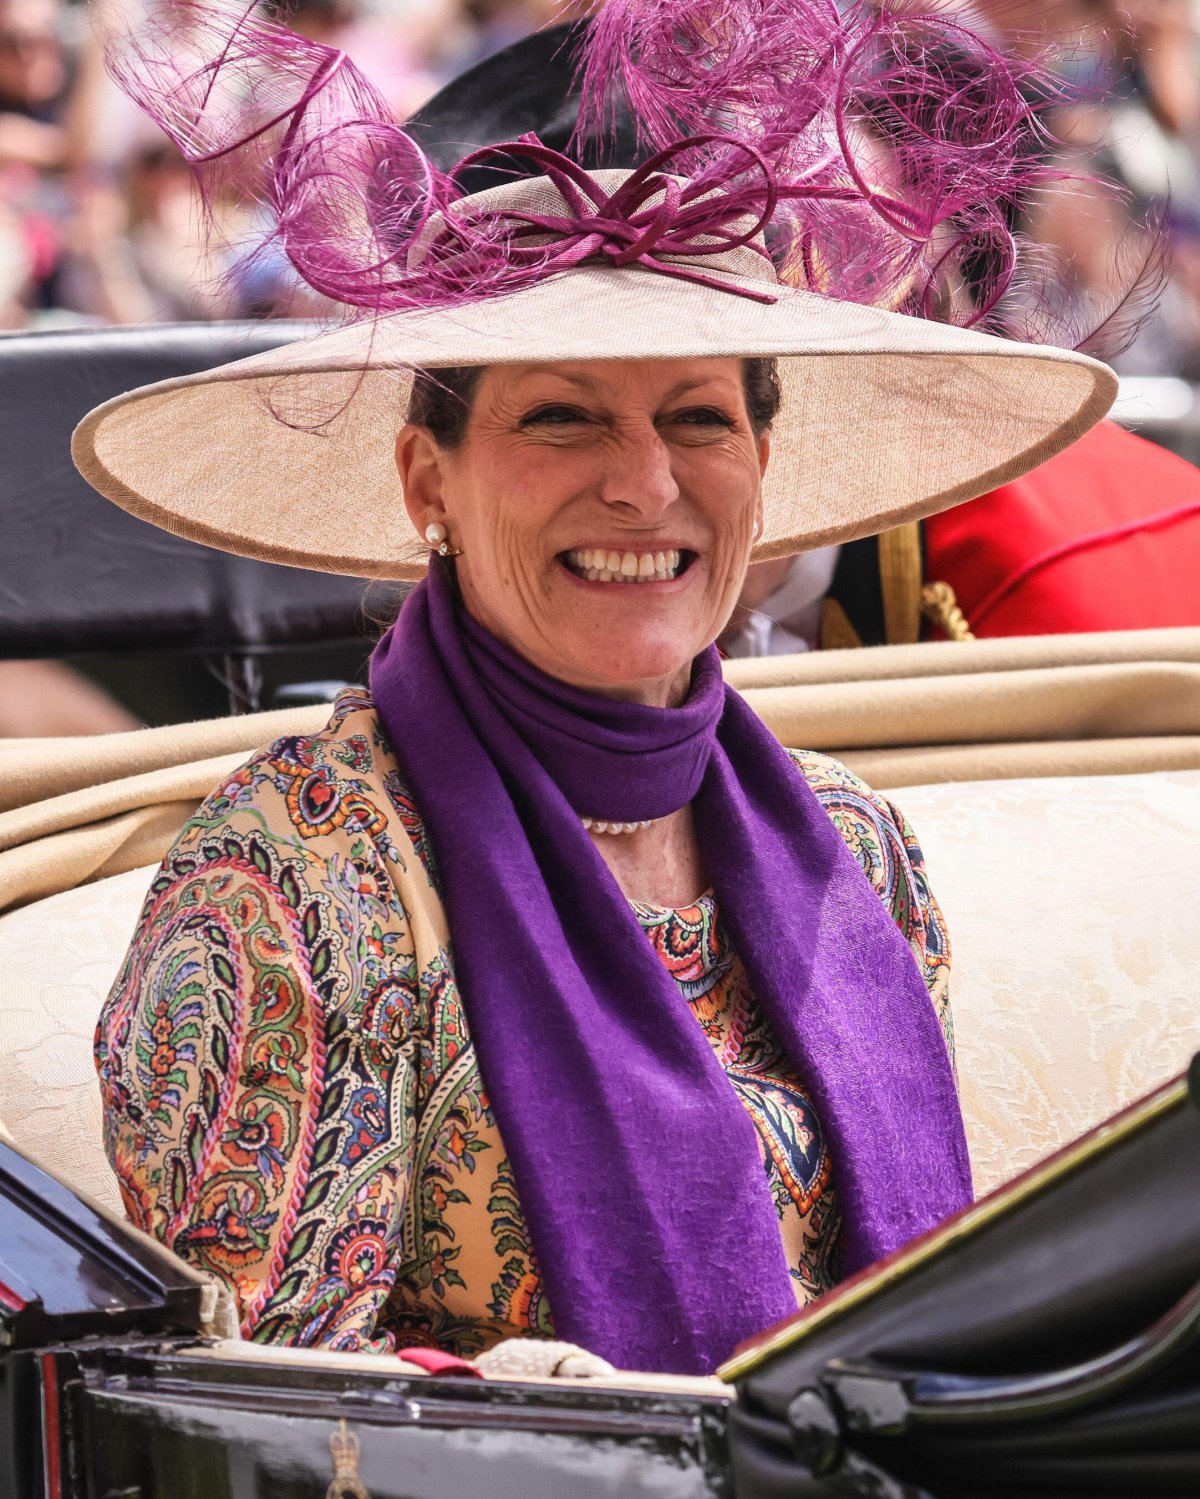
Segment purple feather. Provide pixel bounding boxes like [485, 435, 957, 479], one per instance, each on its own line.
[98, 0, 1162, 351]
[573, 0, 1163, 349]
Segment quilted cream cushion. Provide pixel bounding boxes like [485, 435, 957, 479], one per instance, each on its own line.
[0, 863, 154, 1216]
[0, 767, 1197, 1216]
[902, 768, 1200, 1195]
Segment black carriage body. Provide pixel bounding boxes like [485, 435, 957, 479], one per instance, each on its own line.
[0, 1143, 732, 1499]
[74, 1347, 731, 1499]
[5, 1063, 1200, 1499]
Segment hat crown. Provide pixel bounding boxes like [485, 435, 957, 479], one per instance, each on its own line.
[409, 167, 779, 290]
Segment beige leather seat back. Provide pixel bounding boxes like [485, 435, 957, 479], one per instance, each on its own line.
[904, 768, 1200, 1192]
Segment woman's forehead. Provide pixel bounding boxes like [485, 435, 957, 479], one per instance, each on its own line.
[480, 356, 746, 400]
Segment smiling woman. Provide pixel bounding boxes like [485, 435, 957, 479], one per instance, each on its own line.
[79, 0, 1122, 1379]
[398, 358, 773, 710]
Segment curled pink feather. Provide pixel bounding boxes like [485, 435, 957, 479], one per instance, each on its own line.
[99, 0, 1161, 351]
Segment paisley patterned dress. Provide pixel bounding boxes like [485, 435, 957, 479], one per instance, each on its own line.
[96, 690, 953, 1359]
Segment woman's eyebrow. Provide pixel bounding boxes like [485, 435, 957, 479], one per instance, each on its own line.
[660, 383, 737, 401]
[509, 373, 737, 400]
[508, 370, 599, 393]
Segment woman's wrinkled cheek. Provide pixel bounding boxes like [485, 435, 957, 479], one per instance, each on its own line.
[455, 480, 563, 654]
[706, 514, 757, 627]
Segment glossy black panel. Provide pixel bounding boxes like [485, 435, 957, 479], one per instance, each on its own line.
[0, 322, 398, 659]
[729, 1072, 1200, 1497]
[741, 1091, 1200, 1412]
[0, 1141, 202, 1349]
[83, 1345, 733, 1499]
[0, 1353, 42, 1499]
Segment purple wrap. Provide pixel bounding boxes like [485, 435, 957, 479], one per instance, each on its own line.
[369, 560, 971, 1373]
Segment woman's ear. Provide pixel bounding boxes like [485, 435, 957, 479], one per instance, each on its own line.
[396, 423, 448, 535]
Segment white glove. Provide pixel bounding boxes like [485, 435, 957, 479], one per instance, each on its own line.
[475, 1337, 615, 1380]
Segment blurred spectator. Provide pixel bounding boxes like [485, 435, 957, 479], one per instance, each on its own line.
[270, 0, 446, 117]
[430, 0, 590, 82]
[719, 551, 840, 658]
[0, 195, 35, 325]
[0, 0, 71, 324]
[60, 143, 237, 322]
[0, 0, 69, 169]
[0, 660, 140, 736]
[983, 0, 1200, 375]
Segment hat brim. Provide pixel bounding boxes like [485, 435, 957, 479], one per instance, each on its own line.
[72, 266, 1116, 580]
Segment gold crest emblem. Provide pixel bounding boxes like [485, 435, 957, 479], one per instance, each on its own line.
[326, 1418, 371, 1499]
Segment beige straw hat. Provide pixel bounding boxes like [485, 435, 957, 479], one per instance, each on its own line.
[72, 170, 1116, 582]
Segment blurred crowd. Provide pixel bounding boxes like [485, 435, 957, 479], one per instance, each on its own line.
[0, 0, 582, 328]
[0, 0, 1198, 369]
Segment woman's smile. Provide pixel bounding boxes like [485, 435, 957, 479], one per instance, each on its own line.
[558, 547, 695, 585]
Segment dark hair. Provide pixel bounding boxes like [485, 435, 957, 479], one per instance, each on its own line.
[406, 358, 782, 447]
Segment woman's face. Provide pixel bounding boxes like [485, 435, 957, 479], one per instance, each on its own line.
[396, 357, 769, 707]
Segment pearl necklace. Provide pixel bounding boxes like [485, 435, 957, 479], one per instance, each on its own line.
[580, 816, 656, 835]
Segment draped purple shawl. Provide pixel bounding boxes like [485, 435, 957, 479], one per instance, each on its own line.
[369, 560, 971, 1374]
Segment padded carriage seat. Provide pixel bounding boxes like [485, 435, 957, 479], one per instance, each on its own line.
[1, 768, 1198, 1221]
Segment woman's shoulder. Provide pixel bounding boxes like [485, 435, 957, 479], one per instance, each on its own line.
[783, 747, 931, 919]
[130, 688, 447, 929]
[106, 688, 438, 1058]
[175, 688, 426, 862]
[785, 747, 951, 1012]
[189, 687, 392, 828]
[784, 747, 897, 823]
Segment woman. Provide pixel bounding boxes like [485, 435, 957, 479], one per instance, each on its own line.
[82, 0, 1117, 1375]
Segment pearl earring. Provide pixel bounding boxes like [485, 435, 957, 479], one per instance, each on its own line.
[424, 521, 463, 558]
[752, 519, 762, 541]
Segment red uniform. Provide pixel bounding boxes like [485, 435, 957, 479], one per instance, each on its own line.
[924, 422, 1200, 637]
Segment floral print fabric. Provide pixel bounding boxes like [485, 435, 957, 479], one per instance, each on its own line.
[96, 690, 953, 1358]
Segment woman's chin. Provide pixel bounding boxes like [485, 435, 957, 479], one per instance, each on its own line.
[552, 633, 700, 700]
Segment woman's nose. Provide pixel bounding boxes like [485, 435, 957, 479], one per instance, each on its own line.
[597, 425, 681, 516]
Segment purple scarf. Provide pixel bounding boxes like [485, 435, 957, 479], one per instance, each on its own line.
[369, 561, 971, 1374]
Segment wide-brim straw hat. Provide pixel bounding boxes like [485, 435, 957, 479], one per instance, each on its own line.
[73, 166, 1115, 582]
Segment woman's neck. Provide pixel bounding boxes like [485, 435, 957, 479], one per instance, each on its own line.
[586, 805, 710, 908]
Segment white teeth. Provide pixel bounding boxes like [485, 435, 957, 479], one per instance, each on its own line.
[563, 547, 686, 583]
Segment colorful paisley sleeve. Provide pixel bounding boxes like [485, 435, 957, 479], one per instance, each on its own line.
[95, 717, 420, 1351]
[788, 750, 956, 1073]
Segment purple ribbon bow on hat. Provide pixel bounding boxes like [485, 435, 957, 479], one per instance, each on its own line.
[430, 133, 782, 304]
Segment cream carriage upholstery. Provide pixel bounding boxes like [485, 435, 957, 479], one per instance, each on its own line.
[2, 629, 1199, 1219]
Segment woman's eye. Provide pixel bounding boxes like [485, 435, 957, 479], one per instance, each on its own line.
[671, 406, 735, 428]
[520, 405, 587, 427]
